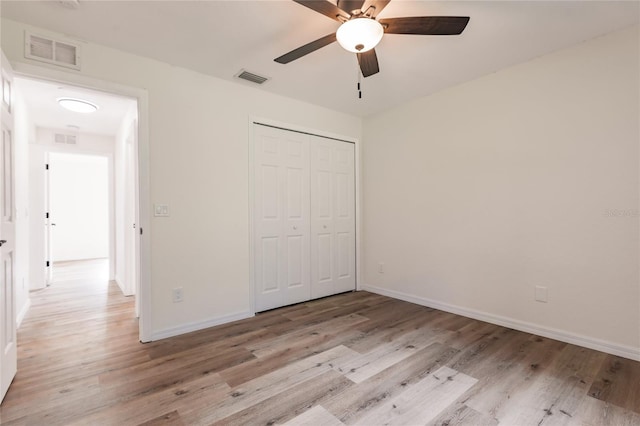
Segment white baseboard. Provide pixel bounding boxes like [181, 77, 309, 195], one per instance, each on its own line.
[150, 311, 254, 341]
[361, 284, 640, 361]
[17, 297, 31, 328]
[114, 277, 134, 297]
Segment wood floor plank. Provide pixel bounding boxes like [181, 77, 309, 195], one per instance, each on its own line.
[323, 342, 459, 424]
[67, 373, 230, 426]
[283, 405, 345, 426]
[353, 366, 477, 425]
[496, 344, 607, 425]
[180, 345, 359, 424]
[331, 327, 448, 383]
[463, 335, 567, 419]
[214, 371, 351, 425]
[137, 410, 185, 426]
[574, 394, 640, 426]
[247, 313, 369, 357]
[427, 404, 499, 426]
[218, 326, 364, 388]
[588, 354, 640, 414]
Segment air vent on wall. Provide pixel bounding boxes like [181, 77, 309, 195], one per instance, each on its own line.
[235, 69, 270, 85]
[25, 32, 81, 70]
[54, 133, 77, 145]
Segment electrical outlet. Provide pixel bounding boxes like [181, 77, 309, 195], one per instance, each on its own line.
[535, 286, 548, 303]
[172, 287, 183, 303]
[378, 263, 384, 274]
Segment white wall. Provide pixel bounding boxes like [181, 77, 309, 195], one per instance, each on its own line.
[12, 84, 32, 326]
[49, 153, 109, 262]
[28, 128, 115, 288]
[362, 25, 640, 358]
[1, 18, 363, 337]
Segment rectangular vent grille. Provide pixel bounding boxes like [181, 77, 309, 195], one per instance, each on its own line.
[54, 133, 77, 145]
[235, 70, 269, 85]
[25, 32, 81, 70]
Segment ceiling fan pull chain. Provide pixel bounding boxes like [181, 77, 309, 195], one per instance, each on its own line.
[357, 65, 363, 99]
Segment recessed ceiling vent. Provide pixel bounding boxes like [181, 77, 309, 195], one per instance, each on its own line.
[235, 69, 270, 85]
[25, 32, 81, 70]
[54, 133, 78, 145]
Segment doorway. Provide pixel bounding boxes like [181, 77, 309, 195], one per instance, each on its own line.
[0, 60, 150, 403]
[12, 75, 144, 330]
[47, 153, 110, 284]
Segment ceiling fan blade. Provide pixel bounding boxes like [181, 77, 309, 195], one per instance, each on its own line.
[361, 0, 391, 18]
[379, 16, 470, 35]
[337, 0, 365, 14]
[274, 33, 337, 64]
[357, 48, 379, 78]
[293, 0, 350, 22]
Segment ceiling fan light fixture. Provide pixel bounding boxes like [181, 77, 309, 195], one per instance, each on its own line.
[336, 18, 384, 53]
[57, 97, 98, 114]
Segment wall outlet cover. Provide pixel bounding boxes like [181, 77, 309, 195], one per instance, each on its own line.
[535, 286, 548, 303]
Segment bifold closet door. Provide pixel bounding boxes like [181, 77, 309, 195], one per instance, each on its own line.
[310, 136, 356, 299]
[254, 125, 311, 312]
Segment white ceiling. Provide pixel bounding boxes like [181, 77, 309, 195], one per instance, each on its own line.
[15, 77, 137, 136]
[3, 1, 639, 117]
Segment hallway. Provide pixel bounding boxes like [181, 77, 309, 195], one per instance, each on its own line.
[0, 259, 139, 423]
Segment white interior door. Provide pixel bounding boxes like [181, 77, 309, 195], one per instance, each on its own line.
[254, 125, 310, 312]
[127, 126, 141, 316]
[0, 51, 17, 403]
[310, 137, 356, 299]
[45, 152, 52, 285]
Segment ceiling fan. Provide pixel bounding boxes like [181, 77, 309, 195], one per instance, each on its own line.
[275, 0, 470, 78]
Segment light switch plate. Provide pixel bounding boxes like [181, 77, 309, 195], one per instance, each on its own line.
[154, 204, 169, 217]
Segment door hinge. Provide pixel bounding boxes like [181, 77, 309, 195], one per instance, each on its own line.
[46, 261, 50, 267]
[140, 227, 143, 235]
[45, 163, 49, 170]
[46, 212, 49, 219]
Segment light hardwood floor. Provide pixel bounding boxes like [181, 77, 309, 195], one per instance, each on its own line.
[1, 260, 639, 425]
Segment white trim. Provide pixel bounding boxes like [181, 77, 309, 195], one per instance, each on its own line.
[114, 278, 134, 297]
[16, 298, 30, 328]
[361, 284, 640, 361]
[249, 116, 359, 145]
[151, 311, 254, 341]
[248, 116, 361, 314]
[11, 61, 152, 343]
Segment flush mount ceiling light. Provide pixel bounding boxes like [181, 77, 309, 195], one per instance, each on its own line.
[336, 18, 384, 53]
[57, 97, 98, 114]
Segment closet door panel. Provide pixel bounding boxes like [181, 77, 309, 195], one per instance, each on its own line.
[332, 141, 356, 293]
[310, 137, 355, 298]
[254, 125, 310, 312]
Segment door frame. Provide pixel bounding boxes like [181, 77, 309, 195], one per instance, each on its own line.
[13, 62, 152, 342]
[248, 116, 362, 315]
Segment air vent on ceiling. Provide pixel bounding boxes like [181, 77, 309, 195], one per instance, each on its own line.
[235, 69, 270, 85]
[54, 133, 78, 145]
[25, 32, 81, 70]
